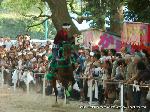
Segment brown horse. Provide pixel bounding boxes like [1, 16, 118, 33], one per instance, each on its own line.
[47, 42, 75, 104]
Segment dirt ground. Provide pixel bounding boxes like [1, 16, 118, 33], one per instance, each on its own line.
[0, 85, 119, 112]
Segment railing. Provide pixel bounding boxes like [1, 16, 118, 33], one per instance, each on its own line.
[0, 67, 150, 112]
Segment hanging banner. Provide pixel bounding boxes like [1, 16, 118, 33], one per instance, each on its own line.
[82, 29, 121, 52]
[98, 33, 122, 52]
[121, 22, 150, 46]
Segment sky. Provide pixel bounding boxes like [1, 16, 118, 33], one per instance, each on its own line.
[71, 14, 110, 31]
[73, 19, 90, 31]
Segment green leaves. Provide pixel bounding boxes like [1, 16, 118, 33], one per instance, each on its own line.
[125, 0, 150, 23]
[1, 0, 43, 15]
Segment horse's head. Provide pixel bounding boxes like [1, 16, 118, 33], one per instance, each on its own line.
[62, 42, 72, 60]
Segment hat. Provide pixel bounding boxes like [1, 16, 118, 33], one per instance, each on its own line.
[38, 53, 43, 56]
[33, 49, 37, 51]
[23, 52, 26, 55]
[90, 52, 94, 56]
[124, 54, 132, 60]
[0, 43, 4, 46]
[28, 51, 33, 55]
[31, 58, 36, 62]
[18, 52, 22, 56]
[62, 23, 71, 29]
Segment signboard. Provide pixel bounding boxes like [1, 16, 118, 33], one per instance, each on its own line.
[75, 35, 84, 45]
[82, 29, 121, 52]
[122, 22, 150, 45]
[98, 33, 122, 52]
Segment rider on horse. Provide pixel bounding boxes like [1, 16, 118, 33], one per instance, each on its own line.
[52, 23, 75, 59]
[46, 23, 77, 81]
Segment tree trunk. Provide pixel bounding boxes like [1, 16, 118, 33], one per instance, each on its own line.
[45, 0, 80, 37]
[109, 0, 123, 36]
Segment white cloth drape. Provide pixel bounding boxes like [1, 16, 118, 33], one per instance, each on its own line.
[21, 71, 34, 85]
[87, 79, 98, 99]
[12, 69, 18, 84]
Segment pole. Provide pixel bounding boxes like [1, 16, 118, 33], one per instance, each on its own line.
[27, 71, 30, 94]
[1, 66, 4, 88]
[14, 82, 16, 92]
[43, 74, 46, 98]
[45, 2, 49, 40]
[120, 83, 124, 112]
[89, 79, 93, 106]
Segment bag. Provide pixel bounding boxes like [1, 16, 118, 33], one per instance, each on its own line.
[146, 88, 150, 101]
[73, 82, 80, 92]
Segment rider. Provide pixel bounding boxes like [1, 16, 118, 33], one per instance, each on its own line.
[52, 23, 76, 59]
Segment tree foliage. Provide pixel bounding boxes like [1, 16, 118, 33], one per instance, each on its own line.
[1, 0, 44, 15]
[124, 0, 150, 23]
[1, 0, 150, 37]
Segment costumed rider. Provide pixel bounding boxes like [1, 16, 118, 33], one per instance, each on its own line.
[52, 23, 77, 59]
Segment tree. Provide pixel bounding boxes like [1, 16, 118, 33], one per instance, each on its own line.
[1, 0, 80, 37]
[124, 0, 150, 23]
[81, 0, 124, 35]
[44, 0, 80, 37]
[108, 0, 124, 35]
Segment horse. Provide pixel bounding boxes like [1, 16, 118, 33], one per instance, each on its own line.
[46, 42, 76, 104]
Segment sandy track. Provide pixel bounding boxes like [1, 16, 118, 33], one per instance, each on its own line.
[0, 85, 119, 112]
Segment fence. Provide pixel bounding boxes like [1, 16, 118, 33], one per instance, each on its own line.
[0, 66, 150, 112]
[0, 66, 46, 97]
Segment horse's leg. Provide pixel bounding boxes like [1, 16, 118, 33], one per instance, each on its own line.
[52, 78, 58, 104]
[54, 86, 58, 104]
[64, 88, 67, 104]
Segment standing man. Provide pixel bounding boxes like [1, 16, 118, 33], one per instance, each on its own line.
[52, 23, 77, 59]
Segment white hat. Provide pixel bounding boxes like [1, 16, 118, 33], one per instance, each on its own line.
[0, 43, 4, 46]
[28, 51, 33, 55]
[62, 25, 71, 29]
[124, 54, 132, 60]
[33, 49, 37, 51]
[23, 52, 26, 55]
[90, 52, 94, 56]
[37, 53, 42, 56]
[18, 52, 22, 56]
[106, 56, 112, 60]
[31, 57, 36, 62]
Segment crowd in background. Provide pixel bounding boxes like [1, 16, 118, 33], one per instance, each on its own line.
[0, 34, 150, 112]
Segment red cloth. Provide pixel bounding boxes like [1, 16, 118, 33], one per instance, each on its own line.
[148, 25, 150, 44]
[54, 29, 70, 44]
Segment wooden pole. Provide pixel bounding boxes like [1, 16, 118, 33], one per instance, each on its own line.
[27, 71, 30, 94]
[43, 74, 46, 98]
[1, 66, 4, 88]
[120, 83, 124, 112]
[89, 79, 93, 106]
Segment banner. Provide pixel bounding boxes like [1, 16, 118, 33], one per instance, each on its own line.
[98, 33, 121, 52]
[122, 22, 150, 46]
[82, 29, 121, 52]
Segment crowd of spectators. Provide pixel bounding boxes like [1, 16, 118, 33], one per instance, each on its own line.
[0, 35, 150, 112]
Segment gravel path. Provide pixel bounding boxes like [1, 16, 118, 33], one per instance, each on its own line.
[0, 85, 119, 112]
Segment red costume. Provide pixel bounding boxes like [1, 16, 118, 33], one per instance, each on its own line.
[54, 29, 73, 44]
